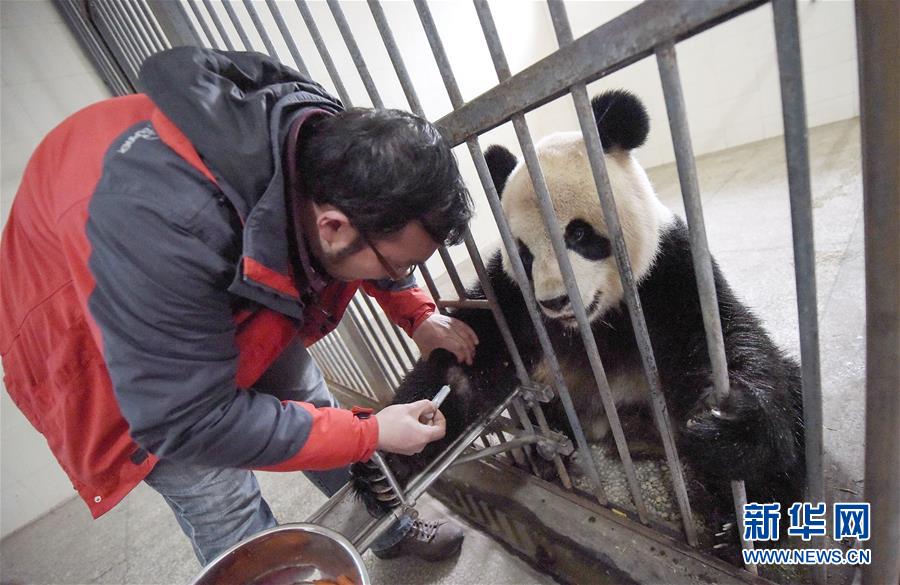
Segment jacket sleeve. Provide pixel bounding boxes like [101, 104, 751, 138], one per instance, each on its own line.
[361, 276, 436, 337]
[83, 188, 377, 470]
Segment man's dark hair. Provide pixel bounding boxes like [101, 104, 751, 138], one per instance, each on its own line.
[294, 108, 472, 245]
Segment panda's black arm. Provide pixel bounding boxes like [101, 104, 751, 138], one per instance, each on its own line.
[667, 266, 806, 503]
[352, 253, 540, 514]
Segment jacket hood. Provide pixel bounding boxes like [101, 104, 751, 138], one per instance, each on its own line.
[139, 48, 343, 313]
[139, 47, 343, 216]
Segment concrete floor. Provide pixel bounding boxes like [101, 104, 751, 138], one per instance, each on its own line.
[0, 117, 865, 585]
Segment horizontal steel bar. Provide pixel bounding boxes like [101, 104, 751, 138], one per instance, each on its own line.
[435, 299, 491, 311]
[451, 435, 540, 467]
[436, 0, 765, 146]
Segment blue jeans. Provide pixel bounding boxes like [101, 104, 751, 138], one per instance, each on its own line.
[144, 338, 412, 565]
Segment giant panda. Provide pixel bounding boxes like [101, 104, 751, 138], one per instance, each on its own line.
[352, 89, 805, 556]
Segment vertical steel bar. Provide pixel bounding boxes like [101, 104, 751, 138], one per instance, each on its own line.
[242, 0, 279, 59]
[325, 0, 384, 108]
[320, 335, 355, 389]
[353, 297, 404, 386]
[263, 0, 310, 77]
[331, 332, 372, 393]
[309, 345, 341, 389]
[220, 0, 254, 50]
[463, 232, 564, 482]
[389, 322, 416, 367]
[115, 0, 159, 55]
[463, 0, 644, 518]
[58, 0, 134, 95]
[656, 43, 741, 550]
[773, 3, 826, 583]
[359, 293, 410, 377]
[91, 1, 141, 80]
[202, 0, 236, 51]
[364, 0, 563, 482]
[415, 0, 609, 507]
[856, 1, 900, 583]
[545, 0, 697, 544]
[135, 0, 169, 51]
[146, 0, 201, 46]
[295, 0, 352, 106]
[184, 0, 218, 49]
[348, 297, 399, 393]
[314, 337, 350, 388]
[367, 0, 424, 115]
[106, 0, 149, 63]
[416, 263, 444, 309]
[438, 247, 468, 299]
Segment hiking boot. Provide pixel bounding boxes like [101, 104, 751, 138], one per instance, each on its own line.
[372, 517, 464, 562]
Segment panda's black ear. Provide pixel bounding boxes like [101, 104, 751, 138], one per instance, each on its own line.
[591, 89, 649, 151]
[484, 144, 518, 199]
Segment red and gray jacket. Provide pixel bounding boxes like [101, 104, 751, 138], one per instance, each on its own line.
[0, 48, 435, 518]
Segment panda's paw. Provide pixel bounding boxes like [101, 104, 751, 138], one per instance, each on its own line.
[711, 520, 742, 562]
[350, 460, 402, 517]
[682, 386, 764, 477]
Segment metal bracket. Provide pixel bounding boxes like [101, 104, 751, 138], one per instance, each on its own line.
[519, 382, 554, 404]
[535, 430, 574, 460]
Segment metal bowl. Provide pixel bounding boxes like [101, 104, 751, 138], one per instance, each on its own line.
[190, 523, 370, 585]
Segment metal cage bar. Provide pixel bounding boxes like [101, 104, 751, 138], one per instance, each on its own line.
[856, 1, 900, 582]
[134, 0, 170, 51]
[773, 2, 827, 583]
[343, 300, 396, 394]
[413, 0, 611, 507]
[220, 0, 254, 51]
[185, 0, 220, 49]
[295, 0, 352, 106]
[358, 292, 412, 377]
[437, 0, 763, 146]
[351, 296, 404, 387]
[263, 0, 310, 77]
[325, 0, 383, 109]
[242, 0, 279, 59]
[654, 40, 749, 559]
[55, 0, 134, 95]
[464, 0, 648, 520]
[90, 1, 142, 81]
[365, 0, 569, 487]
[115, 0, 160, 55]
[201, 0, 235, 51]
[547, 0, 698, 545]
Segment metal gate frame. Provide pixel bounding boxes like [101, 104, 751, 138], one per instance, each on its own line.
[56, 1, 898, 584]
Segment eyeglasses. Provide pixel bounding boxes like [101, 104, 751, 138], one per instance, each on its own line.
[362, 233, 416, 282]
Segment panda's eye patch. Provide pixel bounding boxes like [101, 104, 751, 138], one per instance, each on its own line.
[564, 219, 611, 261]
[515, 239, 534, 279]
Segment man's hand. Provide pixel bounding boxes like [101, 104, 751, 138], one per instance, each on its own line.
[375, 400, 447, 455]
[412, 314, 479, 365]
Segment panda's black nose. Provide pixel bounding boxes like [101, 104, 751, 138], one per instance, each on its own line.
[539, 295, 570, 312]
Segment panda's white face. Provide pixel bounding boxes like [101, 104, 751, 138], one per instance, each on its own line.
[500, 132, 672, 327]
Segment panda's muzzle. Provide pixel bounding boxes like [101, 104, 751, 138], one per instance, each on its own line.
[538, 295, 570, 313]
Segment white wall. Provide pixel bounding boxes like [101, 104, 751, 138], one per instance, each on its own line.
[1, 0, 111, 538]
[1, 0, 859, 536]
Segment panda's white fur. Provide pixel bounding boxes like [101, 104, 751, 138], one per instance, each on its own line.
[500, 131, 675, 324]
